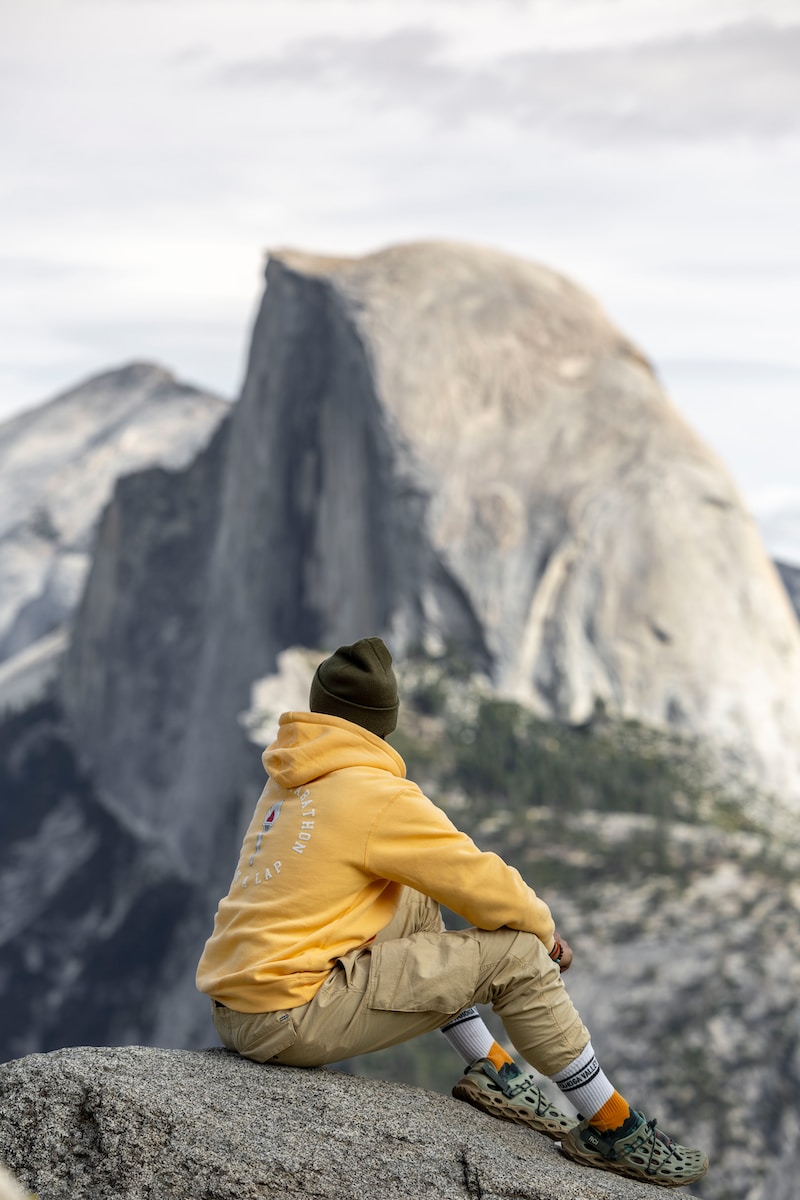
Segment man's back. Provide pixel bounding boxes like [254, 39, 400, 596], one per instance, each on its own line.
[196, 711, 406, 1010]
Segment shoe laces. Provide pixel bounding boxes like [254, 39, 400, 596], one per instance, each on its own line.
[628, 1116, 680, 1175]
[494, 1065, 556, 1116]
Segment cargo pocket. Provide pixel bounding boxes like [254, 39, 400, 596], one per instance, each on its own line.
[216, 1006, 298, 1063]
[366, 931, 480, 1014]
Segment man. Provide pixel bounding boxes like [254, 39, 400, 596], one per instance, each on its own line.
[197, 637, 708, 1188]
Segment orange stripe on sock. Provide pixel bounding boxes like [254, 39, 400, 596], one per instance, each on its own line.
[486, 1042, 515, 1070]
[589, 1091, 631, 1132]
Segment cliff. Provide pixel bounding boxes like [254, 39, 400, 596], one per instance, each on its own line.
[61, 242, 800, 857]
[0, 1045, 701, 1200]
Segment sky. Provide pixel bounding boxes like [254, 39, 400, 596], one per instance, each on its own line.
[2, 0, 799, 561]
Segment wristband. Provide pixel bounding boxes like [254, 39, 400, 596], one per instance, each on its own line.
[549, 939, 563, 964]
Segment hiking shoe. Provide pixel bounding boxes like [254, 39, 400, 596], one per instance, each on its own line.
[561, 1109, 709, 1188]
[452, 1058, 577, 1141]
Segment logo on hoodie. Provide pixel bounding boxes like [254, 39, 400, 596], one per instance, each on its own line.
[249, 799, 284, 864]
[262, 799, 284, 833]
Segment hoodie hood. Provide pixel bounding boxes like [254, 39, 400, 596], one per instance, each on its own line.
[263, 711, 406, 791]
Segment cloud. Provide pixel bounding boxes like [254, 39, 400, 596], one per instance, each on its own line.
[215, 18, 800, 143]
[0, 257, 114, 285]
[656, 260, 800, 280]
[216, 26, 450, 101]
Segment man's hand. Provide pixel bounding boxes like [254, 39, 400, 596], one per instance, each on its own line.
[556, 934, 573, 972]
[549, 933, 574, 972]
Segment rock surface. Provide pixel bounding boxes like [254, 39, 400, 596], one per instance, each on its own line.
[0, 361, 227, 706]
[0, 1045, 695, 1200]
[0, 699, 218, 1063]
[61, 243, 800, 845]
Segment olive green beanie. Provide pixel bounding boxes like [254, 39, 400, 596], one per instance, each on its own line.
[310, 637, 399, 736]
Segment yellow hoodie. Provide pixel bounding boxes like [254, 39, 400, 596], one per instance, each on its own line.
[196, 712, 555, 1012]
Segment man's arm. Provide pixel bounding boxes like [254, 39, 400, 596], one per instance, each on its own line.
[365, 783, 557, 949]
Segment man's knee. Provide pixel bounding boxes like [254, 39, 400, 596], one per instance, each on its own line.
[469, 926, 560, 1000]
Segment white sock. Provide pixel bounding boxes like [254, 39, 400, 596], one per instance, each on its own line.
[440, 1007, 495, 1064]
[550, 1041, 615, 1116]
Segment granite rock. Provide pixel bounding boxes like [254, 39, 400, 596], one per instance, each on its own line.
[61, 243, 800, 854]
[0, 1045, 696, 1200]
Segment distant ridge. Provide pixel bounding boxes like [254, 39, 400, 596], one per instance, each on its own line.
[0, 361, 227, 706]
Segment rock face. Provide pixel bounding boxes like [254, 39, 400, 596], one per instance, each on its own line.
[0, 361, 227, 706]
[61, 244, 800, 845]
[0, 700, 211, 1063]
[0, 1045, 684, 1200]
[0, 363, 229, 1059]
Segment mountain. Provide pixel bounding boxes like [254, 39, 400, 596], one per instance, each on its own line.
[0, 698, 202, 1062]
[0, 362, 227, 711]
[62, 242, 800, 833]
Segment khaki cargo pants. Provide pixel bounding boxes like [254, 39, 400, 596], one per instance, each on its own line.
[211, 887, 590, 1078]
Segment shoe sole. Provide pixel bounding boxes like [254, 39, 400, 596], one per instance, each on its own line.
[560, 1138, 709, 1188]
[452, 1077, 576, 1142]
